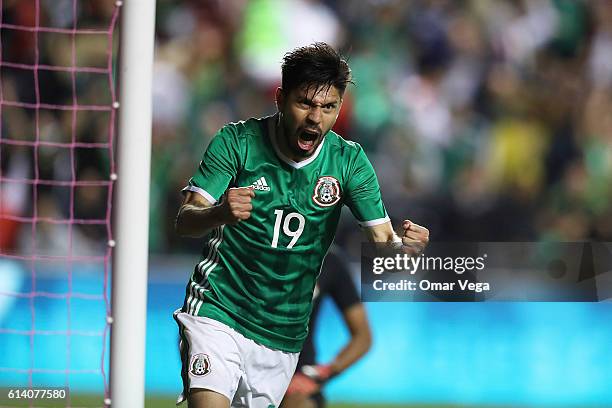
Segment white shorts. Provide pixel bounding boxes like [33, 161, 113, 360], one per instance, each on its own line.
[174, 310, 299, 408]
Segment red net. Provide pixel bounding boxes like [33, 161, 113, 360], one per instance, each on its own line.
[0, 1, 120, 406]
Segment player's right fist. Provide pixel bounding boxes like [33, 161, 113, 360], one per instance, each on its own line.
[219, 187, 255, 224]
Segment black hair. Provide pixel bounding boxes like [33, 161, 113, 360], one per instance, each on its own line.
[281, 42, 353, 96]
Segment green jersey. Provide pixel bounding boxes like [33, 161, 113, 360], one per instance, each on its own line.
[182, 114, 388, 352]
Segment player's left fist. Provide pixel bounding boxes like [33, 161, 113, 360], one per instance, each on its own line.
[400, 220, 429, 256]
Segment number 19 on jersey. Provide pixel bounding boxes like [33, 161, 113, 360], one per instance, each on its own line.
[271, 210, 305, 249]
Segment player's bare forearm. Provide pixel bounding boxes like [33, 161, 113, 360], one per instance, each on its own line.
[363, 220, 429, 255]
[175, 188, 255, 238]
[329, 304, 371, 375]
[175, 203, 226, 238]
[363, 221, 397, 243]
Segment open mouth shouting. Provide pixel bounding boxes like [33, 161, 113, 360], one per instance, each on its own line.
[297, 128, 321, 152]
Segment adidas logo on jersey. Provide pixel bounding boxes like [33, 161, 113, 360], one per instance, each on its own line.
[251, 177, 270, 191]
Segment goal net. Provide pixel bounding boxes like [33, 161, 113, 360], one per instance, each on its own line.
[0, 1, 121, 406]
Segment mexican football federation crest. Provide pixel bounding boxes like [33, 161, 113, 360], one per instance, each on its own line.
[190, 353, 211, 377]
[312, 176, 341, 207]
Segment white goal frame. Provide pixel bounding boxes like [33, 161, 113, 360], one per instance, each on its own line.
[110, 1, 156, 407]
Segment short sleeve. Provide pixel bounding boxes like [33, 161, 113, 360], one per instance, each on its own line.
[183, 125, 243, 204]
[344, 145, 389, 227]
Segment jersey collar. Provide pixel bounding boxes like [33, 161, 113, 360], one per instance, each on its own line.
[268, 113, 326, 169]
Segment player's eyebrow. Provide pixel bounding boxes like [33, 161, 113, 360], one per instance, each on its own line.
[298, 94, 340, 107]
[298, 85, 341, 102]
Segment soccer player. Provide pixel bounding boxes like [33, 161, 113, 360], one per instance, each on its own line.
[281, 246, 371, 408]
[174, 42, 429, 408]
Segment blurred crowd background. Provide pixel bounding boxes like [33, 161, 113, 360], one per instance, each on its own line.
[0, 0, 116, 257]
[152, 0, 612, 254]
[1, 0, 612, 258]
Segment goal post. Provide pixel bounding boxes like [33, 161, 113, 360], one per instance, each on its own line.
[110, 0, 156, 407]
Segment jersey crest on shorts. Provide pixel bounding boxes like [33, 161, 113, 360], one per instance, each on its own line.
[190, 353, 211, 377]
[312, 176, 341, 207]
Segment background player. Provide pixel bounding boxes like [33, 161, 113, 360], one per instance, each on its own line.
[281, 246, 371, 408]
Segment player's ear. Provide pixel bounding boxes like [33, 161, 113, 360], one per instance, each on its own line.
[275, 87, 284, 111]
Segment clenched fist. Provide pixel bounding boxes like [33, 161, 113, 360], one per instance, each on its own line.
[220, 187, 255, 224]
[400, 219, 429, 256]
